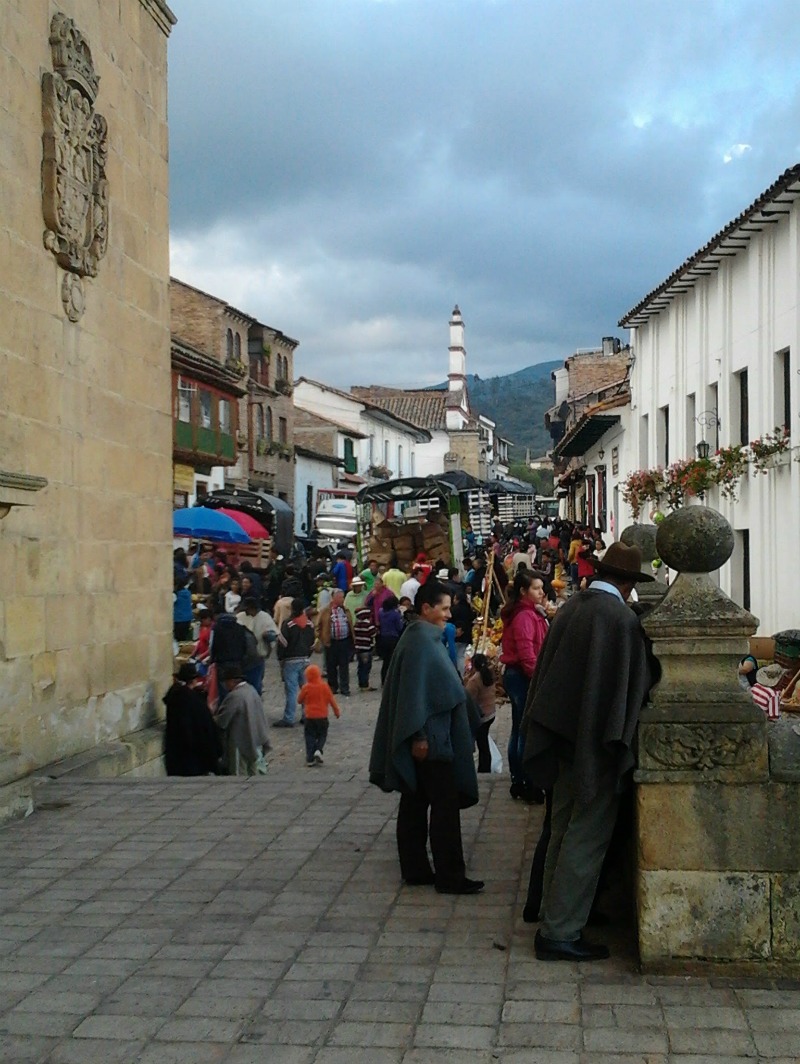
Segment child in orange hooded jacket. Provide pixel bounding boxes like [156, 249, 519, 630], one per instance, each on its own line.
[298, 664, 340, 766]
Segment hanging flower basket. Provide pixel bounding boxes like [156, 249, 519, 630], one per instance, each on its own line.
[710, 445, 748, 501]
[663, 457, 716, 508]
[621, 467, 666, 520]
[749, 426, 791, 474]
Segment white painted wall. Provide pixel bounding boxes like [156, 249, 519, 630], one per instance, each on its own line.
[294, 452, 338, 536]
[618, 202, 800, 634]
[413, 430, 451, 477]
[294, 380, 426, 480]
[191, 466, 226, 507]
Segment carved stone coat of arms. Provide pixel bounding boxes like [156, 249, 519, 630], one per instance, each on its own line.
[41, 13, 109, 321]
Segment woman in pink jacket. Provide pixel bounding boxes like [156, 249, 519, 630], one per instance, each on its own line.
[500, 570, 549, 802]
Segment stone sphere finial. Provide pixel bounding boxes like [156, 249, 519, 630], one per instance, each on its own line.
[655, 505, 734, 574]
[620, 523, 659, 564]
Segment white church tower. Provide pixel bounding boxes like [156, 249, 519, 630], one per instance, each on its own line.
[448, 304, 467, 392]
[445, 304, 471, 433]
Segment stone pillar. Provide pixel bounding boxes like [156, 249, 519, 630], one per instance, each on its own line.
[635, 506, 775, 963]
[620, 523, 667, 609]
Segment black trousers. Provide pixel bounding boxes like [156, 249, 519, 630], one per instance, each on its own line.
[325, 638, 351, 695]
[396, 759, 465, 889]
[474, 718, 494, 773]
[525, 786, 634, 920]
[380, 637, 399, 684]
[526, 788, 552, 915]
[303, 718, 329, 762]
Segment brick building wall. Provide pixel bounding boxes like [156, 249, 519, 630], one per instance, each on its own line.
[293, 409, 339, 460]
[566, 351, 630, 400]
[170, 279, 224, 356]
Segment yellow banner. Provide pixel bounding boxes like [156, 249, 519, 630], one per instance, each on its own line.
[173, 463, 195, 493]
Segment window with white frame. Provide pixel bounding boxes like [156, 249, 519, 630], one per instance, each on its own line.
[176, 376, 194, 422]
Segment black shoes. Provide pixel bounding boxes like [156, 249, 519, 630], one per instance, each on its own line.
[534, 929, 610, 962]
[404, 874, 485, 895]
[509, 782, 545, 805]
[436, 878, 485, 896]
[272, 719, 294, 728]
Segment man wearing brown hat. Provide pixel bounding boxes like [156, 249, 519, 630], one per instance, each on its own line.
[521, 541, 656, 961]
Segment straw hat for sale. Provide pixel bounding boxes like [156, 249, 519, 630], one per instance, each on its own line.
[755, 663, 785, 688]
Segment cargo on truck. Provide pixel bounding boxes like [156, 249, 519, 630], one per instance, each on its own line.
[355, 474, 496, 571]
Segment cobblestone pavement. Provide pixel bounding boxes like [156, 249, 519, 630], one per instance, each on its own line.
[2, 657, 799, 1063]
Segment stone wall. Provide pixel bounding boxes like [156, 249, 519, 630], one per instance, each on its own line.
[635, 507, 800, 965]
[0, 1, 175, 781]
[445, 429, 482, 478]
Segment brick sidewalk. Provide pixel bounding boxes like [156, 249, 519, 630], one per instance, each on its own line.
[1, 676, 799, 1062]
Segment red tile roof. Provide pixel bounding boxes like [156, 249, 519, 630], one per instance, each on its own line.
[351, 387, 467, 431]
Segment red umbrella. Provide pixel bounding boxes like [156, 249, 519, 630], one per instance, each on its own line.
[215, 508, 271, 540]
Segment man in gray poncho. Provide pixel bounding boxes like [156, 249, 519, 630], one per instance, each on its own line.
[521, 542, 655, 961]
[369, 580, 483, 895]
[215, 664, 270, 776]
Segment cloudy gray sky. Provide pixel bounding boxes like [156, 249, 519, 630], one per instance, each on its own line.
[168, 0, 800, 385]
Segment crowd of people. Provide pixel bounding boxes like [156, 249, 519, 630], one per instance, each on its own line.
[168, 514, 659, 961]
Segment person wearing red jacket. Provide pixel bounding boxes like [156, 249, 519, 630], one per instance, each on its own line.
[575, 538, 597, 587]
[500, 570, 549, 802]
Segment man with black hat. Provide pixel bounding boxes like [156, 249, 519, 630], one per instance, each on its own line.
[163, 663, 221, 776]
[521, 541, 656, 961]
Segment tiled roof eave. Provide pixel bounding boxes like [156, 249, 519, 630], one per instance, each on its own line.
[619, 164, 800, 329]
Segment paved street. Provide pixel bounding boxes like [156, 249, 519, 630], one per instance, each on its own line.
[1, 665, 799, 1063]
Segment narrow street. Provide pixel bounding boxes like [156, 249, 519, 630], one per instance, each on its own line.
[0, 669, 798, 1063]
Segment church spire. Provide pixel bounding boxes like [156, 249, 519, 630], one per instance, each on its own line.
[448, 304, 466, 391]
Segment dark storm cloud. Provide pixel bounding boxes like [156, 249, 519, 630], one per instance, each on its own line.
[168, 0, 800, 384]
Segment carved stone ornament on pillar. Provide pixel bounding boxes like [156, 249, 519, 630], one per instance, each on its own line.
[41, 12, 109, 322]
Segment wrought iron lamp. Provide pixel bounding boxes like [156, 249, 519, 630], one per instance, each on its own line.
[694, 410, 720, 460]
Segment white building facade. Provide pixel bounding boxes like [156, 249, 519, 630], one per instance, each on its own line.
[293, 379, 430, 483]
[615, 165, 800, 634]
[294, 446, 342, 537]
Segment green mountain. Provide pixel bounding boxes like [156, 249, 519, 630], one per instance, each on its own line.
[439, 361, 560, 458]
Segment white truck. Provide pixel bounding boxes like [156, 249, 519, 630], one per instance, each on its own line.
[314, 491, 357, 550]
